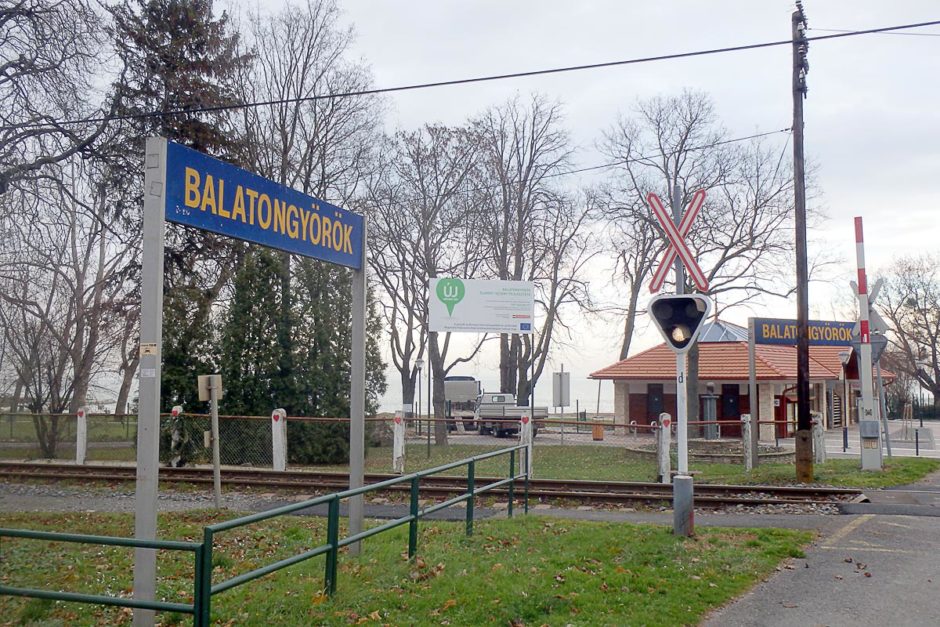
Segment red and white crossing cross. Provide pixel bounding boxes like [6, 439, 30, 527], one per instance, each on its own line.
[648, 190, 709, 293]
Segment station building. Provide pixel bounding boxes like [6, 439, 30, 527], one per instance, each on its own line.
[591, 320, 880, 441]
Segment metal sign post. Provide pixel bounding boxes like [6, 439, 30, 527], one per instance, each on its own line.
[348, 216, 368, 553]
[853, 217, 882, 470]
[133, 138, 167, 627]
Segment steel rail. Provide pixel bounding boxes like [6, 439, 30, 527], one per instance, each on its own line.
[0, 461, 860, 506]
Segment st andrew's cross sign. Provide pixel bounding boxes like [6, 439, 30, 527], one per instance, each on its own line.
[648, 189, 709, 293]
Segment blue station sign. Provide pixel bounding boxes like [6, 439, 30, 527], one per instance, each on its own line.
[163, 141, 363, 269]
[753, 317, 854, 346]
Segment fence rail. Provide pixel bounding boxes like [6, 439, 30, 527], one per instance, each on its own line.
[0, 528, 205, 617]
[0, 444, 529, 626]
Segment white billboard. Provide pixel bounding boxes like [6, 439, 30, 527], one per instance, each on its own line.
[429, 278, 534, 334]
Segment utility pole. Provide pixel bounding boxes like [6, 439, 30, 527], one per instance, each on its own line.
[792, 1, 813, 482]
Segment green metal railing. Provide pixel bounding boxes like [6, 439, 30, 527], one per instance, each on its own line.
[0, 444, 529, 626]
[0, 529, 206, 617]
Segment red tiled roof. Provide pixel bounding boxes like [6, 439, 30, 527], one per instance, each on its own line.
[590, 341, 846, 381]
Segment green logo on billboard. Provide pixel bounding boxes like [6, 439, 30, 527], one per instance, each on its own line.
[436, 278, 465, 316]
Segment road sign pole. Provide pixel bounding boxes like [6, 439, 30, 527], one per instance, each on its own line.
[748, 318, 760, 467]
[672, 184, 685, 296]
[676, 352, 688, 474]
[671, 184, 692, 536]
[854, 217, 882, 470]
[348, 216, 368, 553]
[209, 377, 222, 509]
[133, 136, 167, 627]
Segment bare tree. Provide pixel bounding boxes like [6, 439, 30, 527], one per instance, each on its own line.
[233, 0, 382, 412]
[0, 0, 113, 190]
[599, 90, 803, 421]
[878, 255, 940, 409]
[595, 184, 666, 360]
[367, 124, 488, 444]
[473, 94, 595, 404]
[0, 160, 129, 455]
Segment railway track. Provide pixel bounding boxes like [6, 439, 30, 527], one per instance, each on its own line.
[0, 461, 863, 507]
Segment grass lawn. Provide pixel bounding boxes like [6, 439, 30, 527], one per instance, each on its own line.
[694, 456, 940, 488]
[349, 444, 940, 489]
[0, 510, 811, 626]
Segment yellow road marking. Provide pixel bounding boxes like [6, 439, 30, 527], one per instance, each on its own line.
[821, 514, 873, 548]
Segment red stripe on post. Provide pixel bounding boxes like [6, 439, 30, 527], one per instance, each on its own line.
[857, 269, 867, 294]
[854, 216, 864, 243]
[860, 320, 870, 343]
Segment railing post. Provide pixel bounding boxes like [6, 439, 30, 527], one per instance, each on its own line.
[76, 407, 88, 465]
[199, 528, 214, 627]
[193, 544, 206, 627]
[508, 449, 515, 518]
[466, 460, 475, 536]
[524, 447, 530, 514]
[408, 476, 419, 559]
[271, 408, 287, 471]
[325, 498, 340, 595]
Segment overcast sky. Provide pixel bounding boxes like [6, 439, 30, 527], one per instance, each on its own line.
[262, 1, 940, 411]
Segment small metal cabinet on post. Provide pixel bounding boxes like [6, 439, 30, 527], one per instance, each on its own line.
[858, 420, 881, 451]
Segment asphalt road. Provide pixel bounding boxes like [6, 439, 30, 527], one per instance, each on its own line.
[702, 512, 940, 627]
[702, 471, 940, 627]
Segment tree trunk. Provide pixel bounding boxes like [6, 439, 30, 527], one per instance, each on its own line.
[433, 369, 447, 445]
[499, 334, 512, 393]
[619, 284, 643, 360]
[10, 380, 22, 412]
[400, 371, 416, 417]
[428, 331, 448, 446]
[115, 355, 140, 416]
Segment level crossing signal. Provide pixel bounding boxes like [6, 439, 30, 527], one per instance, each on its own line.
[649, 294, 711, 354]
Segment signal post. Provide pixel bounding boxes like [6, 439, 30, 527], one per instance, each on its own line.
[646, 188, 711, 537]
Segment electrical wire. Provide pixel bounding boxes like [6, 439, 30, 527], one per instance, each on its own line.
[5, 18, 940, 132]
[812, 27, 940, 37]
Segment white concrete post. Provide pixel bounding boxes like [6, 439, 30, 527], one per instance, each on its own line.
[75, 407, 88, 465]
[741, 414, 753, 472]
[392, 411, 405, 474]
[812, 414, 827, 464]
[519, 414, 534, 478]
[271, 408, 287, 471]
[657, 413, 672, 484]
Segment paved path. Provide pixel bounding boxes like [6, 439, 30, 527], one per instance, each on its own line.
[703, 471, 940, 627]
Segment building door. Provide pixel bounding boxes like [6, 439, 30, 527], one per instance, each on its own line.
[648, 384, 664, 424]
[721, 384, 741, 437]
[774, 396, 789, 439]
[832, 393, 843, 428]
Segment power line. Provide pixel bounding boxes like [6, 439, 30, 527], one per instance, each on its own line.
[6, 18, 940, 132]
[812, 26, 940, 37]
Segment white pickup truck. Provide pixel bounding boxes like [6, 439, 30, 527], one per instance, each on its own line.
[474, 393, 548, 437]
